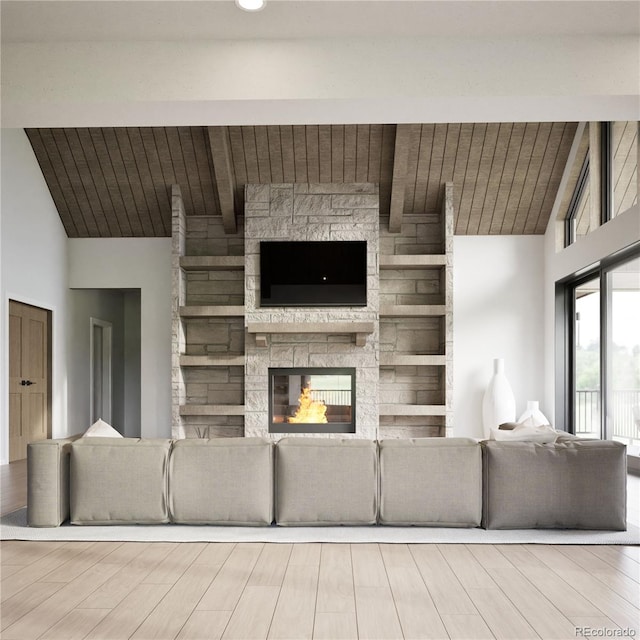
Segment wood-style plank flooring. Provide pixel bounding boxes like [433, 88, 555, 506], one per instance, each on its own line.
[1, 463, 639, 639]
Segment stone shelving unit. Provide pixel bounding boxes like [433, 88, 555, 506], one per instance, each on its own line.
[378, 182, 453, 438]
[171, 184, 246, 439]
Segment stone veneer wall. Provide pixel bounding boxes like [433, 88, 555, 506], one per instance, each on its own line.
[171, 185, 187, 439]
[172, 181, 452, 440]
[378, 183, 454, 437]
[171, 186, 246, 439]
[244, 183, 379, 440]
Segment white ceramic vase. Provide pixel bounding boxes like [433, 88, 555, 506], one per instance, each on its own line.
[518, 400, 550, 426]
[482, 358, 516, 439]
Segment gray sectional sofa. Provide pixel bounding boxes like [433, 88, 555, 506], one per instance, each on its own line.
[27, 435, 627, 530]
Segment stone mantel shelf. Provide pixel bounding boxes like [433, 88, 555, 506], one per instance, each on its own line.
[380, 255, 447, 269]
[247, 321, 375, 348]
[180, 256, 244, 271]
[379, 404, 447, 416]
[180, 404, 245, 416]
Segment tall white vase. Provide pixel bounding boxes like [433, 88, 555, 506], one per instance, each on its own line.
[518, 400, 550, 426]
[482, 358, 516, 439]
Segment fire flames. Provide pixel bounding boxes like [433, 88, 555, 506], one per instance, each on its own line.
[287, 384, 328, 424]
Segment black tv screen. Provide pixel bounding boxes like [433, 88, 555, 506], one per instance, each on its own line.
[260, 241, 367, 307]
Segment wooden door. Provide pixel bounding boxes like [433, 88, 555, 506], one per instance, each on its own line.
[9, 301, 50, 461]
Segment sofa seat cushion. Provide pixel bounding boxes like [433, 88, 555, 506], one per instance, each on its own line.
[70, 438, 172, 525]
[482, 439, 627, 530]
[169, 438, 274, 525]
[379, 438, 482, 527]
[276, 438, 378, 526]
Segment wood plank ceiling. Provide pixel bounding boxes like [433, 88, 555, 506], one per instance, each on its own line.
[26, 122, 578, 238]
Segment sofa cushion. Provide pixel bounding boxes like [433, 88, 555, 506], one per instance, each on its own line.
[482, 439, 627, 530]
[70, 438, 171, 525]
[169, 438, 274, 525]
[276, 438, 378, 526]
[379, 438, 482, 527]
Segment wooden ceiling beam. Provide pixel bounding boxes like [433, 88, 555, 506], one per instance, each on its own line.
[389, 124, 412, 233]
[207, 126, 237, 234]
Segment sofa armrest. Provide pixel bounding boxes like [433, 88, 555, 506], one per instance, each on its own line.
[27, 436, 80, 527]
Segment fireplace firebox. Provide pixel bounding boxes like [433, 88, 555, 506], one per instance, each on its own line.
[268, 367, 356, 433]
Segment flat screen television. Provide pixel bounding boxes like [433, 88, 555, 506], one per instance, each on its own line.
[260, 241, 367, 307]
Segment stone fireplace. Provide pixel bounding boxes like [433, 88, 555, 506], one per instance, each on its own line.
[244, 183, 379, 440]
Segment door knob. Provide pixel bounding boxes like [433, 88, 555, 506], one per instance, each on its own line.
[20, 380, 35, 386]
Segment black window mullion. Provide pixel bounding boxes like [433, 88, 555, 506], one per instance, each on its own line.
[555, 282, 573, 432]
[600, 121, 613, 225]
[600, 269, 611, 439]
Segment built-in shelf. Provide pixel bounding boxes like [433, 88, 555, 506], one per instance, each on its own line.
[247, 321, 375, 348]
[379, 404, 446, 416]
[179, 305, 245, 317]
[380, 255, 447, 269]
[180, 256, 244, 271]
[180, 404, 245, 416]
[180, 355, 245, 367]
[379, 354, 446, 366]
[380, 304, 446, 317]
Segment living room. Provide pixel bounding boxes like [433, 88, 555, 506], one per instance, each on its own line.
[1, 1, 639, 639]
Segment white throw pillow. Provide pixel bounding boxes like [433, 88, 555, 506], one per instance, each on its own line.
[83, 419, 123, 438]
[490, 422, 558, 444]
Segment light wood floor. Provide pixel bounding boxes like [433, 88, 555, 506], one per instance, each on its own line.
[1, 463, 639, 639]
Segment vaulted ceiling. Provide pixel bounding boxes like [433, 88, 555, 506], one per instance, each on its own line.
[26, 121, 578, 238]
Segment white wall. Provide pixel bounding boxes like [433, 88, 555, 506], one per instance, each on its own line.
[0, 128, 70, 464]
[453, 236, 546, 439]
[68, 239, 172, 438]
[543, 204, 640, 426]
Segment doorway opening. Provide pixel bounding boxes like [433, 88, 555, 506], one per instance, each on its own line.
[90, 317, 113, 424]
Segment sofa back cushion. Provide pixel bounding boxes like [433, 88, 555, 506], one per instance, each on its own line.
[70, 438, 171, 525]
[379, 438, 482, 527]
[482, 439, 627, 530]
[275, 438, 378, 526]
[169, 438, 274, 525]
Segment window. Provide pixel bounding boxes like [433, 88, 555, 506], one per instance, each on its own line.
[606, 257, 640, 452]
[573, 276, 601, 438]
[560, 251, 640, 455]
[564, 122, 638, 247]
[612, 121, 638, 218]
[564, 125, 592, 247]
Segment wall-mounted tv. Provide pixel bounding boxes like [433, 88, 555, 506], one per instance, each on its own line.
[260, 241, 367, 307]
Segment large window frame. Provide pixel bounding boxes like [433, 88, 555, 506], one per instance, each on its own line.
[557, 244, 640, 439]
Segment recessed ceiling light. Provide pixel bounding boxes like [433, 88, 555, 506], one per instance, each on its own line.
[235, 0, 266, 11]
